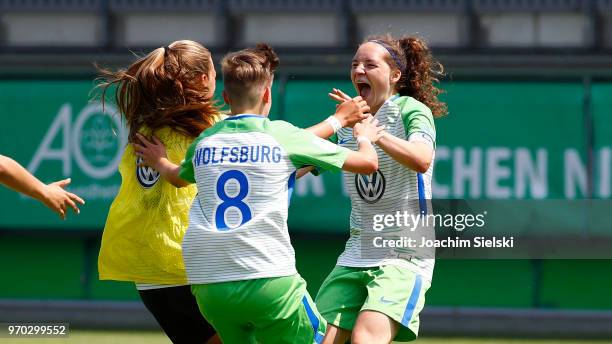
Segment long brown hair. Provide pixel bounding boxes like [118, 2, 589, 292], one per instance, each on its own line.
[97, 40, 218, 142]
[366, 34, 447, 117]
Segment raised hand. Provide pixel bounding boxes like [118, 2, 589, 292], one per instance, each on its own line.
[331, 89, 371, 128]
[353, 117, 384, 144]
[328, 88, 352, 103]
[133, 133, 167, 170]
[41, 178, 85, 220]
[131, 134, 189, 188]
[0, 155, 85, 220]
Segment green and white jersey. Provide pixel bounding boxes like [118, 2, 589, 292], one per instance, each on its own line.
[333, 95, 436, 282]
[179, 114, 350, 284]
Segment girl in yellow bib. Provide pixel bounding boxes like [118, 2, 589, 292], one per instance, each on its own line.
[97, 40, 220, 344]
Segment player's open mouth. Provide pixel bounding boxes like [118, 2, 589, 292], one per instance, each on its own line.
[356, 82, 371, 100]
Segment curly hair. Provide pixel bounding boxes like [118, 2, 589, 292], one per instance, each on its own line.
[366, 34, 447, 118]
[96, 40, 219, 142]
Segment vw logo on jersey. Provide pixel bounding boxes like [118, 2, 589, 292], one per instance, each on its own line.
[136, 157, 160, 188]
[355, 169, 385, 204]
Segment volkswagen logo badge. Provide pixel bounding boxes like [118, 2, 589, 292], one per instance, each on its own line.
[136, 156, 161, 188]
[355, 170, 385, 204]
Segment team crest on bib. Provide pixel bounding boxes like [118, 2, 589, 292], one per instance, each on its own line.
[136, 157, 160, 188]
[355, 170, 385, 204]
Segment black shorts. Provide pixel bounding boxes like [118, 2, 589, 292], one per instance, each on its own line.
[138, 285, 216, 344]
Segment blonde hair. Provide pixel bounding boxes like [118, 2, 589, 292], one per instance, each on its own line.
[221, 43, 279, 108]
[97, 40, 218, 142]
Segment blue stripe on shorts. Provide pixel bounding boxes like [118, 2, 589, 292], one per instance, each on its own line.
[302, 295, 323, 343]
[401, 274, 423, 326]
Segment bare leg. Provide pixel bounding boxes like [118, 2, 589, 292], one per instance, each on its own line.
[321, 324, 351, 344]
[351, 310, 399, 344]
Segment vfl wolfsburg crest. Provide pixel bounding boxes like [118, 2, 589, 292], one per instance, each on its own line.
[136, 157, 160, 188]
[355, 170, 386, 204]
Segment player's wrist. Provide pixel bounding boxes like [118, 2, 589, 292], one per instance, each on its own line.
[375, 130, 388, 145]
[325, 116, 343, 133]
[334, 113, 349, 127]
[356, 135, 372, 146]
[154, 157, 171, 173]
[32, 182, 50, 203]
[37, 188, 50, 205]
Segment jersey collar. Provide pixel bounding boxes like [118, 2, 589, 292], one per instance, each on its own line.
[387, 94, 400, 103]
[224, 114, 266, 120]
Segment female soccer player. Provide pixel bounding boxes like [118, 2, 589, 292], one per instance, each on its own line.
[135, 43, 383, 344]
[0, 154, 84, 219]
[314, 35, 447, 344]
[96, 40, 220, 344]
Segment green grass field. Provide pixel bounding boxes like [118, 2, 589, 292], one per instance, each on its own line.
[3, 330, 612, 344]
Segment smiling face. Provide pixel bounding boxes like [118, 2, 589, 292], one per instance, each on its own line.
[351, 42, 401, 114]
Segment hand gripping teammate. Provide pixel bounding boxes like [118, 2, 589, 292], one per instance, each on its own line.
[96, 40, 220, 344]
[136, 43, 383, 344]
[313, 35, 448, 344]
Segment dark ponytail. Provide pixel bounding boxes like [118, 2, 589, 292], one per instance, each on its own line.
[366, 34, 447, 118]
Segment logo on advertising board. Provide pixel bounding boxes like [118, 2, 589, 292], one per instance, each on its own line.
[28, 102, 127, 200]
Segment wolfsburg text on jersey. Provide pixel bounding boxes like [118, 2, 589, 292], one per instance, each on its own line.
[194, 145, 283, 166]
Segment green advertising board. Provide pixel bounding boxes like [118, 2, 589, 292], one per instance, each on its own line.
[431, 81, 591, 237]
[0, 80, 125, 229]
[592, 82, 612, 200]
[283, 79, 354, 232]
[0, 79, 609, 235]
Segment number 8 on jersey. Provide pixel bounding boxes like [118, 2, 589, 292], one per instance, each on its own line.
[215, 169, 252, 231]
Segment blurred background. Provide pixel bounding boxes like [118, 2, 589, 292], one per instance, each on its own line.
[0, 0, 612, 342]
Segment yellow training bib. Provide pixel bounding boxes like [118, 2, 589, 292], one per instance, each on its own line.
[98, 127, 197, 284]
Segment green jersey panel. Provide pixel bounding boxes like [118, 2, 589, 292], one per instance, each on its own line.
[267, 120, 350, 172]
[397, 96, 436, 147]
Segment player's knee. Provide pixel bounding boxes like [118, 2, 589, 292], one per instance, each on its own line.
[351, 327, 385, 344]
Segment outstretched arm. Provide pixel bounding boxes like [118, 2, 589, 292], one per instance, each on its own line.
[0, 155, 84, 219]
[133, 133, 190, 188]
